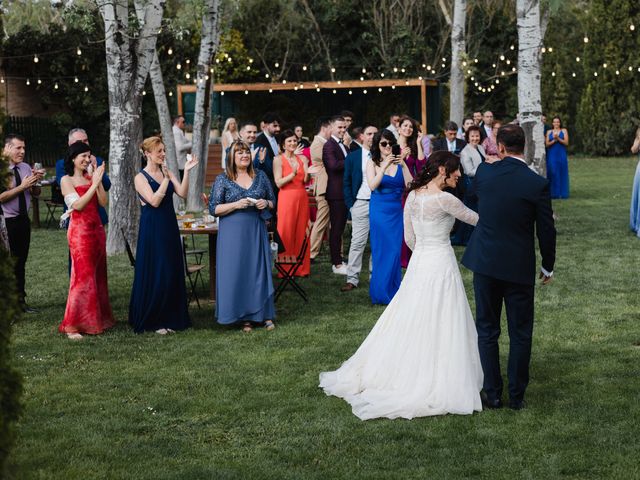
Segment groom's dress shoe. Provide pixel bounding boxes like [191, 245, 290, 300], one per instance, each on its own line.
[481, 392, 503, 409]
[508, 399, 526, 411]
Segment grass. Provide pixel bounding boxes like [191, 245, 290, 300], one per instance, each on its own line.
[6, 156, 640, 479]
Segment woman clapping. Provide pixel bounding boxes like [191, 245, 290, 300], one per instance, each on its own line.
[129, 136, 198, 334]
[59, 141, 115, 339]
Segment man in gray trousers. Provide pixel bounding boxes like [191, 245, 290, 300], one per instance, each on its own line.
[341, 124, 378, 291]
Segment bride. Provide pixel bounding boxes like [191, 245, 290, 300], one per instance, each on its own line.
[319, 151, 483, 420]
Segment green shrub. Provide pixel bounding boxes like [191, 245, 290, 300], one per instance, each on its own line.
[0, 151, 23, 476]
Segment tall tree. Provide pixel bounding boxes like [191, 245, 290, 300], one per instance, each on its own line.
[516, 0, 545, 174]
[97, 0, 165, 254]
[187, 0, 222, 210]
[450, 0, 466, 125]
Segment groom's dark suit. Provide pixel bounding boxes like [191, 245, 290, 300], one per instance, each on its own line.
[462, 156, 556, 405]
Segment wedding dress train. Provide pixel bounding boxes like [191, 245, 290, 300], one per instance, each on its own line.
[320, 191, 483, 420]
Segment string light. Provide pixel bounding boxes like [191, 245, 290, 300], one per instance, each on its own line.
[77, 47, 82, 56]
[177, 63, 182, 70]
[74, 76, 79, 83]
[167, 48, 173, 55]
[363, 89, 367, 94]
[33, 55, 39, 63]
[54, 82, 58, 89]
[584, 36, 589, 43]
[37, 79, 42, 84]
[331, 67, 336, 73]
[168, 91, 173, 96]
[84, 86, 88, 92]
[303, 65, 307, 71]
[244, 90, 249, 95]
[275, 62, 279, 68]
[26, 79, 30, 85]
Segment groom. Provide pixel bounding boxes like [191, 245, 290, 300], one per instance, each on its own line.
[462, 124, 556, 410]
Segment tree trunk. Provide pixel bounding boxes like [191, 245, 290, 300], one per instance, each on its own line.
[450, 0, 466, 126]
[99, 0, 165, 254]
[187, 0, 222, 211]
[516, 0, 546, 176]
[149, 52, 179, 190]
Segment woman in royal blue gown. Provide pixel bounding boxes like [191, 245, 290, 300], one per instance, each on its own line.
[209, 140, 276, 332]
[545, 116, 570, 199]
[367, 129, 413, 305]
[631, 127, 640, 238]
[129, 136, 199, 334]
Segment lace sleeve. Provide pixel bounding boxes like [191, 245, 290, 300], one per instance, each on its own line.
[403, 190, 417, 250]
[208, 175, 226, 215]
[437, 192, 479, 226]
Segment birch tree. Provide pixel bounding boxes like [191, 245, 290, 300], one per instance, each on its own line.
[516, 0, 546, 175]
[450, 0, 466, 125]
[97, 0, 165, 254]
[187, 0, 222, 211]
[149, 52, 179, 179]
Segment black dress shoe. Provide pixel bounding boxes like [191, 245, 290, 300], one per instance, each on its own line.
[508, 399, 526, 411]
[21, 304, 38, 314]
[480, 391, 503, 409]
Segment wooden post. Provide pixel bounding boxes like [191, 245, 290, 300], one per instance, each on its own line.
[420, 79, 428, 134]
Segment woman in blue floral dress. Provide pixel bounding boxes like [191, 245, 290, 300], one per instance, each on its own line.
[209, 141, 276, 332]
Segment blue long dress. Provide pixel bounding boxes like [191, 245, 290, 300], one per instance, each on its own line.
[129, 171, 191, 333]
[546, 131, 569, 199]
[369, 166, 405, 305]
[209, 171, 276, 325]
[631, 155, 640, 237]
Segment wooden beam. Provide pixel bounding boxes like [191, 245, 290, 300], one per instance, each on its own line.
[177, 78, 437, 95]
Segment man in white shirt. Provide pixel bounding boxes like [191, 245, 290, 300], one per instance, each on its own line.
[385, 113, 401, 139]
[479, 110, 494, 142]
[172, 116, 192, 179]
[341, 125, 377, 291]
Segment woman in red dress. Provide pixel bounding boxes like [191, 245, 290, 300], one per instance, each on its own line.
[59, 141, 115, 340]
[274, 129, 311, 277]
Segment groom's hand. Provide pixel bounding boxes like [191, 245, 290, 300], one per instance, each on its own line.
[539, 272, 553, 285]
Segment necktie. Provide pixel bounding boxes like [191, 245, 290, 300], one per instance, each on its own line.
[13, 167, 28, 217]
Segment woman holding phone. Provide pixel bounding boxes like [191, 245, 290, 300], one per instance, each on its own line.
[59, 141, 115, 339]
[367, 129, 413, 304]
[129, 136, 198, 334]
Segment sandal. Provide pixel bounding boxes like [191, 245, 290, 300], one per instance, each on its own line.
[264, 320, 275, 331]
[242, 322, 253, 333]
[66, 332, 83, 340]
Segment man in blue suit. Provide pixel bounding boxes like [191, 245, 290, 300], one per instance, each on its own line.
[341, 124, 377, 291]
[55, 128, 110, 225]
[462, 124, 556, 411]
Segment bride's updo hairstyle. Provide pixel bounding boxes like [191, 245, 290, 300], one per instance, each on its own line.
[408, 151, 461, 193]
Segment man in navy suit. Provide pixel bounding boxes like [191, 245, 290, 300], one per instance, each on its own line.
[323, 115, 349, 274]
[341, 124, 377, 291]
[254, 112, 281, 194]
[462, 124, 556, 411]
[432, 121, 467, 155]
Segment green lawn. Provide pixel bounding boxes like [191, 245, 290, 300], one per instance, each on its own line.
[7, 156, 640, 479]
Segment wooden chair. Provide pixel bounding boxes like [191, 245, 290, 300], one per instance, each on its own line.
[44, 182, 65, 228]
[182, 236, 205, 308]
[274, 223, 311, 302]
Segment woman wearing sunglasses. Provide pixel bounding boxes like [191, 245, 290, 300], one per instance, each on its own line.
[366, 129, 413, 304]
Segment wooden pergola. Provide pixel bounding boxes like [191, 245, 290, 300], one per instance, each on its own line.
[177, 78, 438, 133]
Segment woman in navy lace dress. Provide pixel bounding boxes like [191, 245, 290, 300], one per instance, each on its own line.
[209, 140, 276, 332]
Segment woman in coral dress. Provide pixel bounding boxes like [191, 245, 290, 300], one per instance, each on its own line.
[274, 129, 310, 277]
[59, 141, 115, 339]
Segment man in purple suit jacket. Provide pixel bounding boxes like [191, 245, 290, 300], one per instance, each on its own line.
[323, 115, 349, 274]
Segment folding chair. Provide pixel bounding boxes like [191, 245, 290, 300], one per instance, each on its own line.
[274, 223, 310, 302]
[183, 236, 205, 308]
[121, 228, 136, 267]
[45, 182, 65, 228]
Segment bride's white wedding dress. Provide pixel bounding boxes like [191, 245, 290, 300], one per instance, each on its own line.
[319, 190, 483, 420]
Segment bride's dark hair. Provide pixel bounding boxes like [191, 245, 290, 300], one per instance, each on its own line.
[408, 151, 461, 193]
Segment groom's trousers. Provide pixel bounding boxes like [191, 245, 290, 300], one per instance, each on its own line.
[473, 272, 535, 403]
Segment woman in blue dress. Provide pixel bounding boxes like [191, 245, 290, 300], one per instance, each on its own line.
[545, 116, 570, 199]
[129, 136, 198, 334]
[209, 140, 276, 332]
[367, 129, 413, 305]
[630, 127, 640, 237]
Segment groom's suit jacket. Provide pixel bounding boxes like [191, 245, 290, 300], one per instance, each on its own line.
[461, 156, 556, 286]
